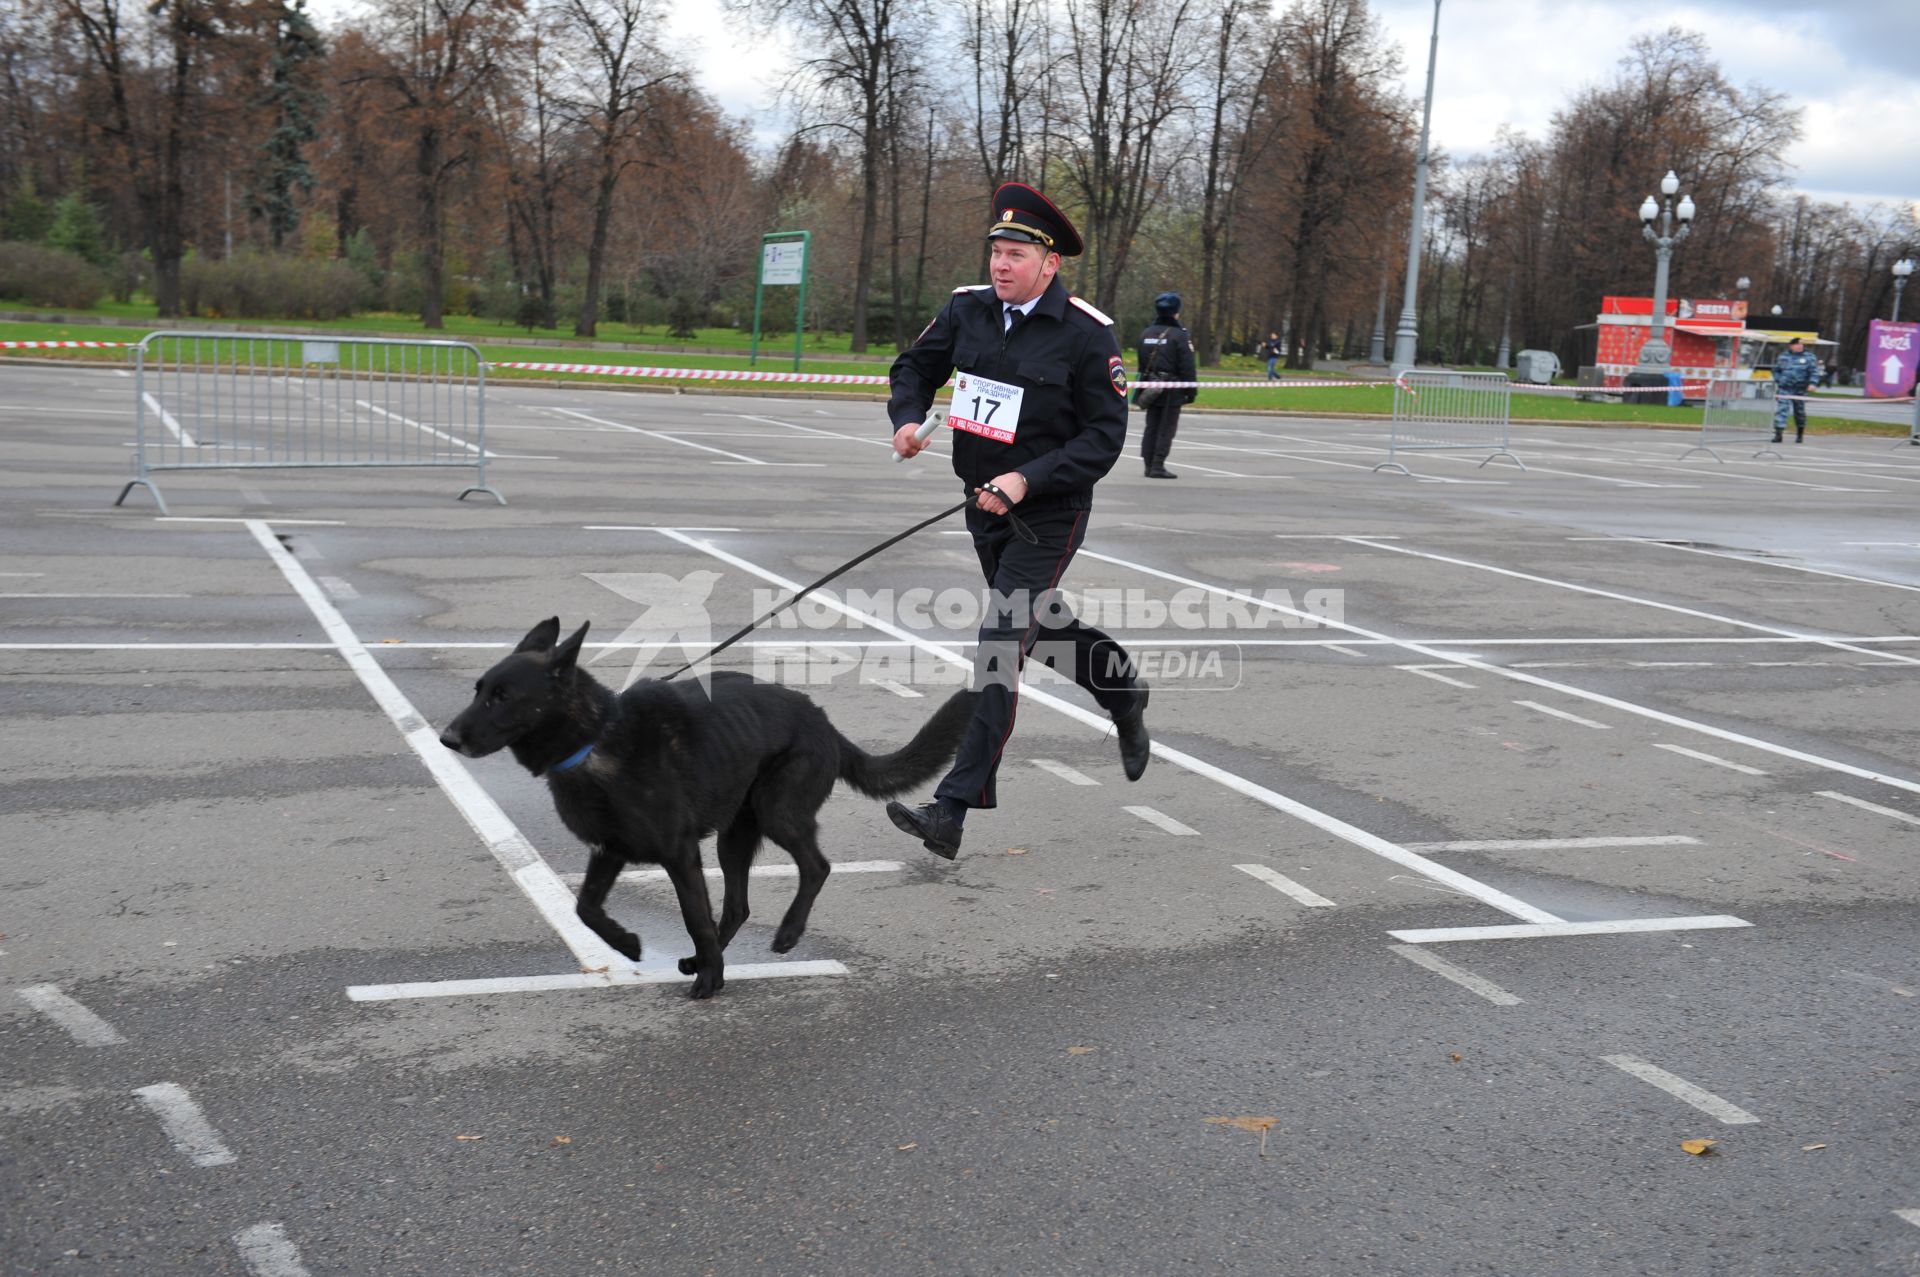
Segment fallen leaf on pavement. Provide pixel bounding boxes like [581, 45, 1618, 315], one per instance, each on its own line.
[1680, 1139, 1716, 1156]
[455, 1134, 485, 1142]
[1206, 1115, 1278, 1157]
[1801, 1143, 1826, 1151]
[1067, 1046, 1095, 1055]
[896, 1143, 917, 1152]
[1007, 847, 1028, 855]
[550, 1136, 572, 1146]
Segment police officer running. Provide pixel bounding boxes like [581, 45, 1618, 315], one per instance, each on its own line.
[1771, 336, 1819, 443]
[884, 182, 1151, 860]
[1136, 291, 1197, 478]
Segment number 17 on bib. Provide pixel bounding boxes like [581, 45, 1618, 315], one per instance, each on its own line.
[947, 373, 1024, 444]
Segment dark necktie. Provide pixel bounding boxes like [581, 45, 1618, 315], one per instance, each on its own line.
[1005, 307, 1024, 335]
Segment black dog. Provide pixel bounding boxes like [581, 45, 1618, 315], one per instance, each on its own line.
[439, 617, 974, 998]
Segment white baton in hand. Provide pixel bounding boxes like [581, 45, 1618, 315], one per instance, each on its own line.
[893, 409, 945, 463]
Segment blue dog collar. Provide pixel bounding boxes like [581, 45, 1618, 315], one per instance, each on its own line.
[548, 743, 594, 774]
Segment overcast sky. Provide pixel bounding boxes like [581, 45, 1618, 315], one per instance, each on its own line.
[306, 0, 1917, 214]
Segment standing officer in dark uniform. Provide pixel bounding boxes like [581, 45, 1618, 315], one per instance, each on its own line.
[884, 181, 1151, 860]
[1136, 291, 1197, 478]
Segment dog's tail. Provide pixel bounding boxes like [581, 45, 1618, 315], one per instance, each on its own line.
[833, 689, 978, 799]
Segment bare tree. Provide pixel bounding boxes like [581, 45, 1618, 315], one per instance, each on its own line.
[1190, 0, 1283, 362]
[1055, 0, 1203, 311]
[557, 0, 677, 337]
[59, 0, 244, 316]
[359, 0, 516, 328]
[752, 0, 923, 353]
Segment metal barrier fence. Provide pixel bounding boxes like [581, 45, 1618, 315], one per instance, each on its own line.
[113, 332, 503, 513]
[1683, 380, 1782, 462]
[1374, 370, 1522, 476]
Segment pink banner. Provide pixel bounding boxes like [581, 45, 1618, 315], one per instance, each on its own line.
[1865, 319, 1919, 398]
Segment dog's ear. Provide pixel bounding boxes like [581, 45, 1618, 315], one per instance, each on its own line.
[551, 620, 590, 675]
[515, 617, 561, 654]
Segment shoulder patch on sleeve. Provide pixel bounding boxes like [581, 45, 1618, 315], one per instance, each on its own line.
[1069, 295, 1114, 326]
[1107, 354, 1128, 397]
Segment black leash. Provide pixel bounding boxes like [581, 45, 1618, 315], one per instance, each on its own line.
[660, 487, 1037, 681]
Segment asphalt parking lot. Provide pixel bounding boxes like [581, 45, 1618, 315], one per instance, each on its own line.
[3, 361, 1917, 1275]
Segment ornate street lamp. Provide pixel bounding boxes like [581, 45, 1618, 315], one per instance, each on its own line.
[1893, 258, 1914, 323]
[1635, 171, 1694, 371]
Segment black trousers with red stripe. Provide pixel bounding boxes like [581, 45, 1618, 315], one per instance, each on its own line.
[934, 502, 1141, 810]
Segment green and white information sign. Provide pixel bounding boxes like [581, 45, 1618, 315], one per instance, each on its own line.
[751, 231, 810, 370]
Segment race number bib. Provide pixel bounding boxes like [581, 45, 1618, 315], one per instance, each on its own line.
[947, 372, 1024, 444]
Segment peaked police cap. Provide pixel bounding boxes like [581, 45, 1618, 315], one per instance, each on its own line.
[987, 182, 1084, 258]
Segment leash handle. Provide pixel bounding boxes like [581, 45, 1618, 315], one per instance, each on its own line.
[893, 409, 945, 462]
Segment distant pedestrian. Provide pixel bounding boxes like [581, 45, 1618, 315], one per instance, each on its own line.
[1135, 292, 1197, 479]
[1771, 336, 1819, 443]
[1259, 331, 1282, 380]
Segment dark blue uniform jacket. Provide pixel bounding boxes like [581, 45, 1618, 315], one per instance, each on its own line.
[888, 276, 1129, 511]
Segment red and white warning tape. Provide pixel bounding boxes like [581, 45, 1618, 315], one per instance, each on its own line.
[491, 359, 887, 384]
[0, 339, 130, 349]
[489, 361, 1378, 391]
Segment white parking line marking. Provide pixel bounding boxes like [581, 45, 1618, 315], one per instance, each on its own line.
[1515, 699, 1611, 729]
[1896, 1209, 1920, 1230]
[1406, 836, 1701, 852]
[0, 593, 189, 599]
[1389, 944, 1521, 1005]
[660, 530, 1564, 926]
[233, 1223, 310, 1277]
[1322, 644, 1366, 658]
[155, 516, 345, 525]
[1347, 538, 1920, 668]
[871, 679, 923, 698]
[1624, 539, 1920, 595]
[356, 400, 495, 457]
[560, 860, 903, 885]
[1125, 806, 1200, 835]
[1390, 916, 1751, 943]
[1397, 664, 1476, 688]
[142, 391, 195, 447]
[1653, 743, 1769, 775]
[16, 984, 127, 1046]
[1031, 758, 1101, 786]
[1601, 1055, 1760, 1125]
[1076, 548, 1920, 801]
[133, 1082, 238, 1166]
[1234, 864, 1335, 907]
[1816, 790, 1920, 827]
[551, 407, 776, 464]
[583, 525, 742, 532]
[347, 962, 851, 1002]
[316, 575, 359, 602]
[247, 520, 615, 969]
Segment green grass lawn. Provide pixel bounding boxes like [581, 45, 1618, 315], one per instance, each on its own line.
[1, 313, 1907, 435]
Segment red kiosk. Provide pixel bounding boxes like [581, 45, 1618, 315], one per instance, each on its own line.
[1577, 297, 1831, 400]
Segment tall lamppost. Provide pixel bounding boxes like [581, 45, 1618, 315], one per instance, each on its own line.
[1388, 0, 1441, 377]
[1893, 258, 1914, 322]
[1634, 170, 1695, 371]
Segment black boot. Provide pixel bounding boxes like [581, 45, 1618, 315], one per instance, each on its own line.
[1146, 463, 1178, 478]
[1114, 688, 1151, 780]
[886, 801, 963, 860]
